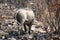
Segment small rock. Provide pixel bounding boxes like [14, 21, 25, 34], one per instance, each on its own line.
[28, 34, 33, 39]
[11, 37, 16, 40]
[2, 36, 5, 39]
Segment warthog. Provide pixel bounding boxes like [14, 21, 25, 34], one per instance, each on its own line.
[14, 8, 35, 34]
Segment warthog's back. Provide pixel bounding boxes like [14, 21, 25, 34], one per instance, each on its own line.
[15, 8, 35, 25]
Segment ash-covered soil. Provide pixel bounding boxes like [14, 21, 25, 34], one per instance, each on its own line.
[0, 3, 59, 40]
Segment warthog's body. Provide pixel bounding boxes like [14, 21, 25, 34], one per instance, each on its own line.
[14, 8, 35, 34]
